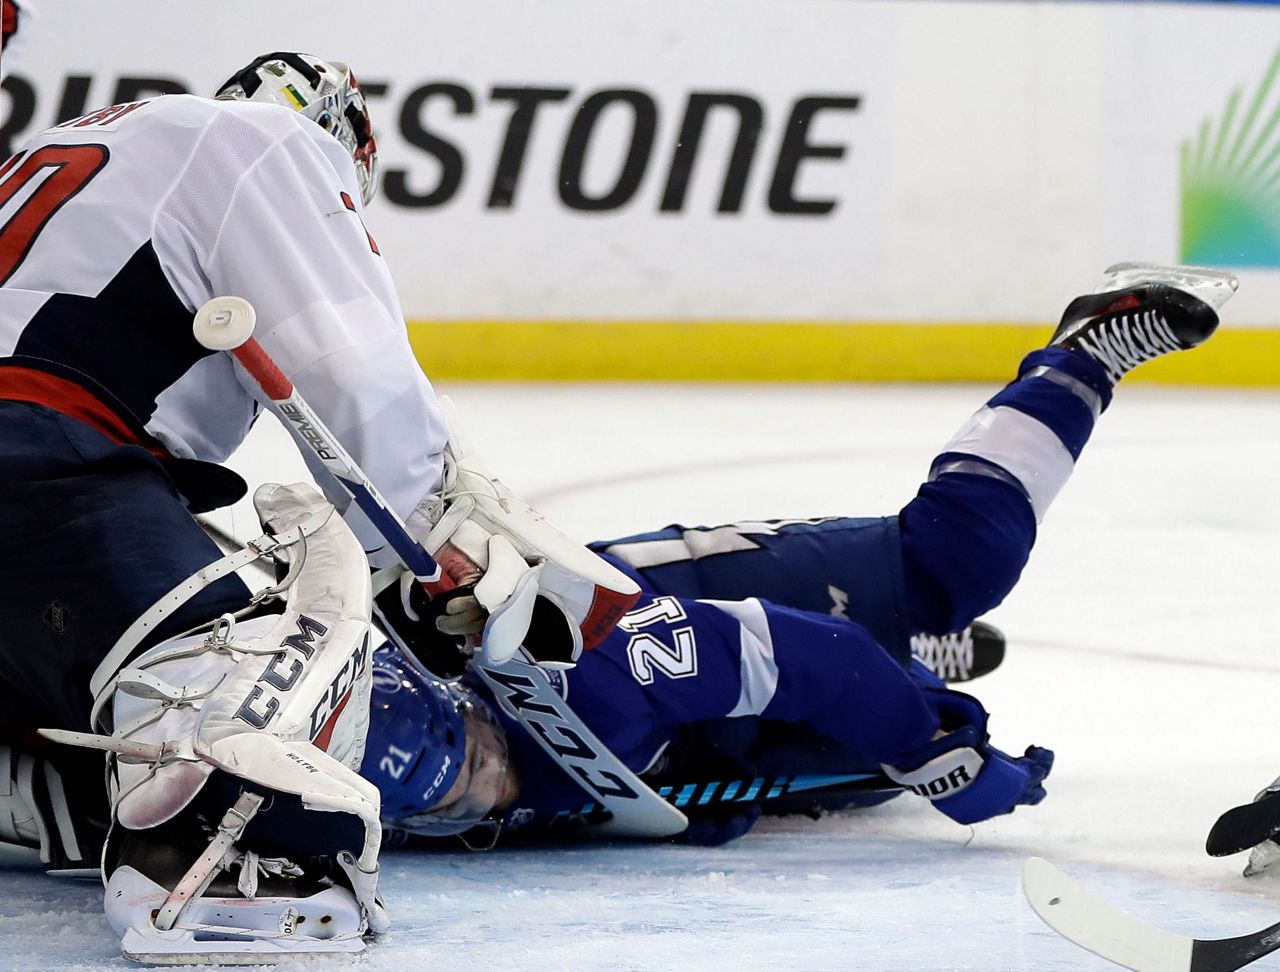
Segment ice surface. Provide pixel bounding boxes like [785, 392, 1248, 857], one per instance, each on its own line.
[6, 381, 1280, 970]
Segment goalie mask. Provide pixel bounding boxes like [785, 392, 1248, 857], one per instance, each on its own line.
[215, 51, 379, 205]
[362, 645, 514, 837]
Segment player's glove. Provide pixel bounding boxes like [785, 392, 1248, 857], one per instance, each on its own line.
[373, 568, 475, 679]
[881, 689, 1053, 825]
[678, 804, 765, 847]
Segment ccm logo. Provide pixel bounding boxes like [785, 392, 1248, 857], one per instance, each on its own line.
[234, 615, 328, 730]
[307, 634, 371, 743]
[483, 665, 639, 802]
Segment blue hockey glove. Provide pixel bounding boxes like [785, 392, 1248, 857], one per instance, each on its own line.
[881, 689, 1053, 825]
[677, 804, 764, 847]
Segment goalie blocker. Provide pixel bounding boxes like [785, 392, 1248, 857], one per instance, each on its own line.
[43, 483, 387, 963]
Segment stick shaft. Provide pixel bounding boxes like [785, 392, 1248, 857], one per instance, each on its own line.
[231, 339, 441, 583]
[557, 771, 899, 823]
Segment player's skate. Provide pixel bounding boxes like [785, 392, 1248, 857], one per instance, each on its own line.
[1049, 262, 1237, 383]
[43, 483, 387, 964]
[910, 620, 1005, 683]
[1207, 775, 1280, 876]
[103, 799, 377, 965]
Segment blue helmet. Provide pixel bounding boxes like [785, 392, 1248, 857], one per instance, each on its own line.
[361, 643, 512, 836]
[362, 644, 468, 819]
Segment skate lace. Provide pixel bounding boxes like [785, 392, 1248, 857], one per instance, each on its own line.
[1076, 310, 1181, 382]
[233, 848, 306, 898]
[911, 628, 974, 681]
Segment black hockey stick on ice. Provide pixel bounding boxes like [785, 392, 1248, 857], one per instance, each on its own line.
[192, 296, 687, 839]
[1207, 789, 1280, 859]
[1023, 857, 1280, 971]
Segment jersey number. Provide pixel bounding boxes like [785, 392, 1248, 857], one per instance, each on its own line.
[0, 143, 110, 286]
[620, 596, 699, 686]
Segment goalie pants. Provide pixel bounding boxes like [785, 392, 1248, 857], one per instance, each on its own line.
[0, 402, 250, 735]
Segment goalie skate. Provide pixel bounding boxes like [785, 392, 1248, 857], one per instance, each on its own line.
[103, 789, 378, 965]
[110, 865, 368, 964]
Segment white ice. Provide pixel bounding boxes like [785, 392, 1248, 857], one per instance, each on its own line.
[4, 381, 1280, 971]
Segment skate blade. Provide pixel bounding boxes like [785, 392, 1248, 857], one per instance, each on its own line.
[122, 930, 365, 966]
[1097, 262, 1239, 311]
[1244, 839, 1280, 877]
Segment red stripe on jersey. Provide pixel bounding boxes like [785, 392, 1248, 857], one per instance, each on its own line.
[231, 338, 294, 400]
[340, 191, 380, 255]
[0, 365, 171, 460]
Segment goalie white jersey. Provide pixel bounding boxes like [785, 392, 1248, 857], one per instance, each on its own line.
[0, 94, 446, 537]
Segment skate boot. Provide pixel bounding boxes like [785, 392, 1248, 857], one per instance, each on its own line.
[1050, 262, 1238, 383]
[910, 620, 1006, 683]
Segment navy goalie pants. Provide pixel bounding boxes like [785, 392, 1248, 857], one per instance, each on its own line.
[0, 402, 250, 734]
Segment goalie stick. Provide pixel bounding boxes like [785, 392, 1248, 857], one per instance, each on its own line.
[192, 296, 687, 839]
[1022, 857, 1280, 971]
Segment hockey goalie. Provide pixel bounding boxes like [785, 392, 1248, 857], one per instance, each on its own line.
[43, 483, 386, 961]
[0, 46, 639, 963]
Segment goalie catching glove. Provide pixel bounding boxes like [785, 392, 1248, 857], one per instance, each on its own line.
[384, 396, 640, 673]
[43, 483, 387, 964]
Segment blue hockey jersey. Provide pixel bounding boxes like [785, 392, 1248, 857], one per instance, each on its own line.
[474, 589, 937, 837]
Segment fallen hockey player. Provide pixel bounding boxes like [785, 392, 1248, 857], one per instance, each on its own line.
[363, 262, 1239, 849]
[0, 250, 1235, 958]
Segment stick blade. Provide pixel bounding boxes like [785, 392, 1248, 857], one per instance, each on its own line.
[1207, 790, 1280, 858]
[1022, 857, 1192, 971]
